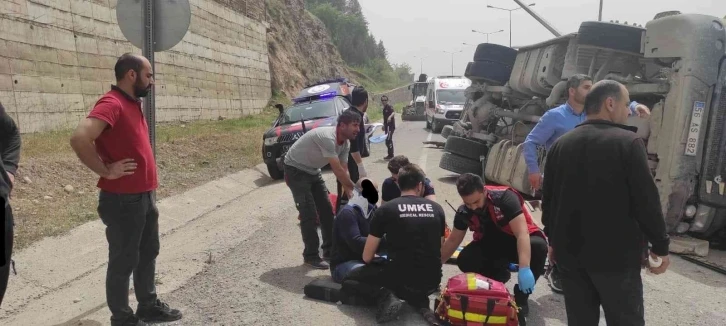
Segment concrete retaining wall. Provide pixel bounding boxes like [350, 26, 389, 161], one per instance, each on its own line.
[0, 0, 270, 133]
[372, 84, 413, 107]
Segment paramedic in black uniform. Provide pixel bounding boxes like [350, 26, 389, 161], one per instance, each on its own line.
[336, 87, 370, 212]
[0, 102, 20, 307]
[342, 164, 446, 323]
[542, 80, 671, 326]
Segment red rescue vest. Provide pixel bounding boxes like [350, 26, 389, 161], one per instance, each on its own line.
[467, 186, 545, 242]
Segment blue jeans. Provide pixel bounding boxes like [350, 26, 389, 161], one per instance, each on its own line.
[332, 260, 365, 283]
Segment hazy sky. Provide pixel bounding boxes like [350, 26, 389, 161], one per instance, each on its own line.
[359, 0, 725, 78]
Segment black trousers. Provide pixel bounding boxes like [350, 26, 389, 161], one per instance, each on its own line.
[335, 156, 360, 213]
[342, 262, 439, 309]
[284, 164, 335, 260]
[0, 200, 13, 308]
[385, 126, 395, 157]
[98, 191, 160, 322]
[561, 266, 644, 326]
[457, 233, 548, 288]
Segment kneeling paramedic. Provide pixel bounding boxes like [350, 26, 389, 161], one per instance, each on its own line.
[441, 173, 548, 317]
[329, 178, 383, 283]
[342, 164, 447, 323]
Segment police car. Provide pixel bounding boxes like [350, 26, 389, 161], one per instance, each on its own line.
[261, 79, 382, 180]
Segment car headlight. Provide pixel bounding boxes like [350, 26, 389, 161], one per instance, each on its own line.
[436, 108, 445, 114]
[264, 136, 279, 146]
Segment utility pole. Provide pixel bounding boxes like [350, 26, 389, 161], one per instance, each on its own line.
[487, 2, 536, 47]
[598, 0, 603, 21]
[471, 29, 504, 43]
[413, 55, 426, 75]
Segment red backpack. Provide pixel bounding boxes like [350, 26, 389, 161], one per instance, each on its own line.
[435, 273, 520, 325]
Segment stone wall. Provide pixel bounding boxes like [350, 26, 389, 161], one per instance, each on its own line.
[0, 0, 271, 133]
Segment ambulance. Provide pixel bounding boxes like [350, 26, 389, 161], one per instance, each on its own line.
[424, 76, 472, 133]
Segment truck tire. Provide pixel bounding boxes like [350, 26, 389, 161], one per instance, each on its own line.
[431, 118, 444, 133]
[464, 60, 512, 85]
[267, 162, 284, 180]
[441, 125, 453, 139]
[473, 43, 518, 67]
[444, 136, 488, 161]
[577, 21, 645, 54]
[439, 152, 482, 175]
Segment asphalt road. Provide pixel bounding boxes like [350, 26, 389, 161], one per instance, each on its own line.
[27, 118, 721, 326]
[142, 119, 726, 326]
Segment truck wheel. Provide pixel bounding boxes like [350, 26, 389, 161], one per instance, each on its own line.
[426, 115, 432, 129]
[473, 43, 518, 66]
[432, 118, 444, 133]
[464, 60, 513, 85]
[577, 21, 645, 54]
[439, 152, 482, 175]
[267, 162, 284, 180]
[444, 136, 488, 161]
[441, 125, 453, 139]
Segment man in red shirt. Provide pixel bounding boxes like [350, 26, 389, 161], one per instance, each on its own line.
[70, 53, 182, 326]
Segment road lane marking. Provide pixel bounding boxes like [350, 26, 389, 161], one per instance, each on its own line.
[419, 131, 433, 172]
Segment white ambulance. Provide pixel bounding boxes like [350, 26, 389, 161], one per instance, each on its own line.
[424, 76, 472, 133]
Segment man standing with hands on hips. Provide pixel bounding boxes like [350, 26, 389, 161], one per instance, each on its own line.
[381, 95, 395, 160]
[542, 80, 670, 326]
[70, 53, 182, 326]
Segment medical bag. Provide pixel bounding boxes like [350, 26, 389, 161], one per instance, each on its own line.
[435, 273, 519, 326]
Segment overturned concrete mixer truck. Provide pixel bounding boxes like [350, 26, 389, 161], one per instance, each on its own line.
[439, 11, 726, 241]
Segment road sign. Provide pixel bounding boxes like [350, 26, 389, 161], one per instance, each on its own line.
[117, 0, 192, 52]
[116, 0, 191, 162]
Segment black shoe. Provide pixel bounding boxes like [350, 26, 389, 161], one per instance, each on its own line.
[136, 299, 183, 323]
[304, 258, 329, 270]
[513, 284, 529, 317]
[112, 315, 149, 326]
[383, 155, 393, 160]
[548, 266, 564, 294]
[376, 289, 404, 323]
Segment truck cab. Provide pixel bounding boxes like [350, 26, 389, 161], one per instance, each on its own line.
[425, 76, 472, 133]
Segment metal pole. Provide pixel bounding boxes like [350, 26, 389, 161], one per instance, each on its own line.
[509, 11, 512, 47]
[142, 0, 156, 200]
[598, 0, 603, 21]
[142, 0, 155, 156]
[486, 34, 489, 43]
[512, 0, 562, 37]
[450, 53, 454, 75]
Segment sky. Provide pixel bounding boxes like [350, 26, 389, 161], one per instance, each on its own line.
[358, 0, 726, 78]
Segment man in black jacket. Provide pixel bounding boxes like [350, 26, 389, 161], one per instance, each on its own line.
[0, 102, 21, 307]
[542, 80, 670, 326]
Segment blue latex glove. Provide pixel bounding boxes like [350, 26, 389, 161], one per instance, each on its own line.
[518, 266, 536, 294]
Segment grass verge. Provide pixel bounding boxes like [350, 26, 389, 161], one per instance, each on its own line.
[11, 105, 281, 250]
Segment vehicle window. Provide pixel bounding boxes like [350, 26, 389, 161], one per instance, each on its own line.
[335, 97, 349, 112]
[436, 89, 466, 105]
[280, 100, 337, 124]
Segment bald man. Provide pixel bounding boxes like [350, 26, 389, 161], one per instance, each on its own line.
[541, 80, 670, 326]
[71, 53, 182, 326]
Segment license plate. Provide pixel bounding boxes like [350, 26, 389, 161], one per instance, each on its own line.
[685, 101, 705, 157]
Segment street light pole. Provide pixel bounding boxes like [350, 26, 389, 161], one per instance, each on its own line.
[598, 0, 603, 21]
[413, 55, 425, 74]
[471, 29, 504, 43]
[487, 3, 536, 47]
[443, 50, 463, 75]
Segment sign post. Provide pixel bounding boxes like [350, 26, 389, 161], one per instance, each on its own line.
[116, 0, 192, 155]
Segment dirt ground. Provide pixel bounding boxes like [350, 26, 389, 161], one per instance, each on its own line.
[10, 107, 279, 250]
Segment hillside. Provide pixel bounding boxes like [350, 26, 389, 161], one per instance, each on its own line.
[264, 0, 413, 96]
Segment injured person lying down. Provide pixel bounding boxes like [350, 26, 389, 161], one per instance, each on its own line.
[329, 177, 385, 283]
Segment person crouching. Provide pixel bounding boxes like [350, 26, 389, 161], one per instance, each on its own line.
[441, 173, 548, 318]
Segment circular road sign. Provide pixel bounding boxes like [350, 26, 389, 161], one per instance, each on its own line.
[116, 0, 192, 52]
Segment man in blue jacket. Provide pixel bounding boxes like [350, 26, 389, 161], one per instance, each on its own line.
[329, 178, 382, 283]
[522, 74, 651, 294]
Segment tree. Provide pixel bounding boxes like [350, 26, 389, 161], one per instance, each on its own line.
[347, 0, 363, 17]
